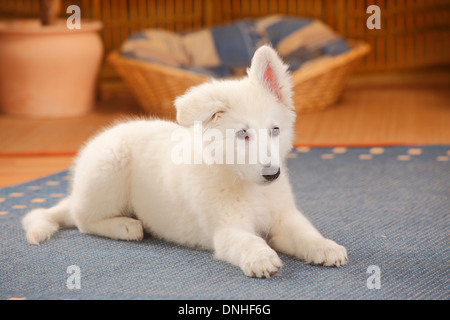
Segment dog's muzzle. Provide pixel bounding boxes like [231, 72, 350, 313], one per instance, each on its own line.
[262, 168, 281, 182]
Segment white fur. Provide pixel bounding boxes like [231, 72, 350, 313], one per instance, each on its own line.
[22, 46, 347, 277]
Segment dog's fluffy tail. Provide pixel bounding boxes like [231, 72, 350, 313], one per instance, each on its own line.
[22, 197, 74, 245]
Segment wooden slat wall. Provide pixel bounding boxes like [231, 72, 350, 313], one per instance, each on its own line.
[1, 0, 449, 78]
[343, 0, 450, 71]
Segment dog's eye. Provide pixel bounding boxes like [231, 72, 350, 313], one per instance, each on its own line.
[236, 129, 248, 140]
[271, 127, 280, 136]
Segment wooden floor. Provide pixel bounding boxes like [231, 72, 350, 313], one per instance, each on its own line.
[0, 69, 449, 188]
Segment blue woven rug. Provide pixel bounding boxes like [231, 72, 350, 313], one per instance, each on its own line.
[1, 146, 449, 300]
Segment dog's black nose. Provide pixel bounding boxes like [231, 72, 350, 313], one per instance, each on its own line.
[263, 168, 280, 182]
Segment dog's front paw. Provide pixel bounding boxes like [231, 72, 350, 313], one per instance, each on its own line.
[304, 238, 347, 267]
[241, 248, 282, 278]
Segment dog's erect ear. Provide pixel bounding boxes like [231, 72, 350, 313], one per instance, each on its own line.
[247, 45, 293, 108]
[175, 81, 227, 127]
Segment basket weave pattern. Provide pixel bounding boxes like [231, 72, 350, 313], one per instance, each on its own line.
[108, 40, 370, 118]
[109, 54, 207, 119]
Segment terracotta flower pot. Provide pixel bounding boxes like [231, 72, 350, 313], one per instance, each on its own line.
[0, 19, 103, 118]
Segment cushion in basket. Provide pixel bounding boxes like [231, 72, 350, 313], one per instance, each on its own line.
[120, 15, 350, 78]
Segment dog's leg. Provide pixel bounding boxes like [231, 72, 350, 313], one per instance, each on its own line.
[72, 188, 144, 241]
[269, 210, 347, 267]
[77, 216, 144, 241]
[213, 226, 282, 278]
[72, 184, 144, 241]
[70, 139, 144, 242]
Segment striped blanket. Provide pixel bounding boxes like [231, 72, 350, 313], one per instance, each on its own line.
[121, 15, 350, 78]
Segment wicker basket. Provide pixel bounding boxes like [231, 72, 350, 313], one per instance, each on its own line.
[291, 40, 370, 112]
[108, 40, 370, 119]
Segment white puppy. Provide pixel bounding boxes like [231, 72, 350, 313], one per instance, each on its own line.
[22, 45, 347, 278]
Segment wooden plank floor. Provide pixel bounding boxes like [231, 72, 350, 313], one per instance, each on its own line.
[0, 70, 449, 188]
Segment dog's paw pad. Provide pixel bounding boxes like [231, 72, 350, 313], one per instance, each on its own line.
[242, 249, 282, 278]
[304, 238, 347, 267]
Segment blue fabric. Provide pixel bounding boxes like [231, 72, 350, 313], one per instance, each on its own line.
[180, 65, 233, 78]
[120, 16, 350, 79]
[1, 146, 449, 300]
[120, 51, 160, 64]
[283, 47, 321, 71]
[265, 18, 313, 47]
[211, 20, 262, 69]
[321, 38, 350, 56]
[128, 32, 150, 41]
